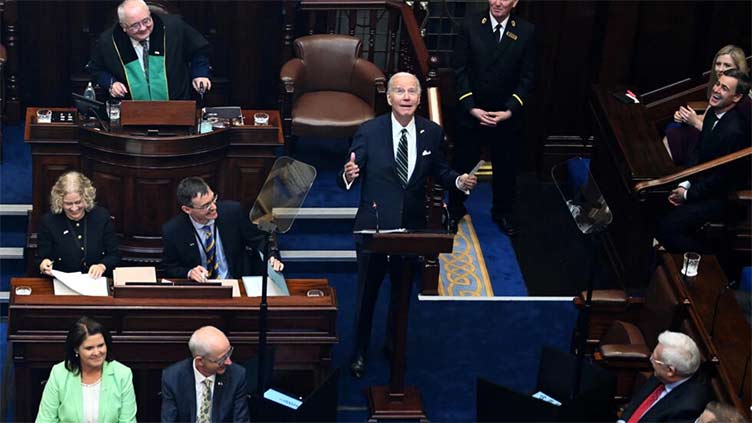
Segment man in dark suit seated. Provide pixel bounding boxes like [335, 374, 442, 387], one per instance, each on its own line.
[618, 331, 710, 423]
[657, 69, 751, 253]
[162, 176, 283, 282]
[161, 326, 249, 423]
[339, 72, 478, 378]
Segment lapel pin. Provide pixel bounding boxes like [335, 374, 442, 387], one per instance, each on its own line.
[189, 242, 196, 247]
[217, 381, 224, 386]
[511, 20, 516, 27]
[481, 17, 487, 24]
[63, 230, 69, 235]
[506, 31, 518, 41]
[419, 129, 425, 134]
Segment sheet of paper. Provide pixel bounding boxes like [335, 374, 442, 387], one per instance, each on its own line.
[113, 266, 157, 286]
[461, 160, 486, 195]
[242, 272, 289, 297]
[531, 391, 562, 406]
[51, 270, 108, 296]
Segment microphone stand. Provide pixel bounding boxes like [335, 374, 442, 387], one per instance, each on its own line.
[709, 280, 738, 338]
[255, 221, 277, 395]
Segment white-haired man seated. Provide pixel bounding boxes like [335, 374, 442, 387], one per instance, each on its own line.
[618, 331, 710, 423]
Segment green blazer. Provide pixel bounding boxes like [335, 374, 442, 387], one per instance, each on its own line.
[35, 360, 137, 423]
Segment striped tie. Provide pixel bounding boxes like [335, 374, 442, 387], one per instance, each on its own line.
[396, 128, 408, 187]
[203, 225, 218, 279]
[140, 40, 149, 84]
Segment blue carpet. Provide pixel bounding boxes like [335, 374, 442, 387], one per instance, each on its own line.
[0, 125, 32, 204]
[303, 272, 577, 421]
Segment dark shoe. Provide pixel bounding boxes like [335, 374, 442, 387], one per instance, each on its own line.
[349, 353, 367, 379]
[448, 218, 460, 234]
[495, 217, 517, 237]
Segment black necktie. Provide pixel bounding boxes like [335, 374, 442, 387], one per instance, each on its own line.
[396, 128, 409, 187]
[705, 112, 718, 132]
[493, 23, 502, 43]
[140, 40, 149, 83]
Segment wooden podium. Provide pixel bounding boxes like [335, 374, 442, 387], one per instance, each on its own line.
[360, 231, 454, 422]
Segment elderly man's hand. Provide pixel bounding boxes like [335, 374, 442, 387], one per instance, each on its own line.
[109, 82, 128, 98]
[344, 152, 360, 183]
[459, 174, 478, 192]
[192, 77, 212, 94]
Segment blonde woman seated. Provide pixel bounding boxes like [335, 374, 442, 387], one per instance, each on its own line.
[663, 45, 749, 165]
[37, 171, 120, 279]
[36, 316, 136, 423]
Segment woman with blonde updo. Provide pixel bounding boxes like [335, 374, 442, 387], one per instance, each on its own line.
[36, 171, 120, 278]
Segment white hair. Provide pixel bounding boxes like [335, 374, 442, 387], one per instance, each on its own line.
[117, 0, 149, 24]
[657, 331, 701, 376]
[188, 326, 225, 357]
[387, 72, 422, 96]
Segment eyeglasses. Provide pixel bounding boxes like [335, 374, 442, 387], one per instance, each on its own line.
[203, 346, 233, 365]
[189, 194, 218, 211]
[650, 355, 669, 368]
[391, 87, 419, 96]
[123, 15, 152, 32]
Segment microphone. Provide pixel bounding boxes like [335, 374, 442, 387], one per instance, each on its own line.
[372, 201, 379, 233]
[709, 279, 738, 338]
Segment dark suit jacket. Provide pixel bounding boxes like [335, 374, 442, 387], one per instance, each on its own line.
[161, 200, 268, 278]
[619, 374, 710, 423]
[337, 114, 460, 231]
[161, 358, 249, 423]
[36, 205, 120, 274]
[452, 9, 535, 127]
[685, 105, 750, 202]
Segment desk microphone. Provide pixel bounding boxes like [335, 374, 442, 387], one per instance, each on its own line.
[709, 279, 738, 339]
[372, 201, 379, 233]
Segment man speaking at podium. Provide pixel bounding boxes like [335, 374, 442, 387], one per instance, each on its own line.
[87, 0, 212, 100]
[339, 72, 477, 378]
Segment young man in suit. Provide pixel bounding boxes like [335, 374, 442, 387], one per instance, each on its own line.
[449, 0, 535, 236]
[618, 331, 710, 423]
[161, 326, 249, 423]
[657, 69, 751, 252]
[161, 177, 283, 282]
[339, 72, 477, 378]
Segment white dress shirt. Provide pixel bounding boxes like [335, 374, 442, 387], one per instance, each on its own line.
[489, 13, 511, 42]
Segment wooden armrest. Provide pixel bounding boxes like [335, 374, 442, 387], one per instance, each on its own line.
[730, 190, 752, 201]
[635, 147, 752, 193]
[687, 100, 708, 112]
[582, 289, 628, 303]
[600, 344, 651, 359]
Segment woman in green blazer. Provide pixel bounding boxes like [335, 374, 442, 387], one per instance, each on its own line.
[36, 316, 137, 423]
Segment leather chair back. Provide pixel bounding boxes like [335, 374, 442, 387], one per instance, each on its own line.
[294, 34, 362, 94]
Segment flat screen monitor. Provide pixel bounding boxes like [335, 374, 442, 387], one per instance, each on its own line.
[72, 93, 107, 121]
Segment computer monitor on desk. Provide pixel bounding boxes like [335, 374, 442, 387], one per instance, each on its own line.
[73, 93, 108, 126]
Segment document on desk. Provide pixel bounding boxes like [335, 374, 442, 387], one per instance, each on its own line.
[353, 228, 407, 234]
[51, 270, 108, 296]
[242, 268, 289, 297]
[213, 279, 241, 297]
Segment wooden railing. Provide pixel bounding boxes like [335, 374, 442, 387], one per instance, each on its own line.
[634, 147, 752, 193]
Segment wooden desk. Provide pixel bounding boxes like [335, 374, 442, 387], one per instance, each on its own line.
[589, 85, 680, 290]
[661, 253, 751, 416]
[8, 277, 337, 422]
[24, 107, 284, 270]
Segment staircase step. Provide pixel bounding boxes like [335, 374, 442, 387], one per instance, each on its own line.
[280, 250, 356, 262]
[0, 204, 32, 216]
[274, 207, 357, 219]
[0, 247, 23, 259]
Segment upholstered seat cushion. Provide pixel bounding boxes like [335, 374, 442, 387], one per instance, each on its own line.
[292, 91, 375, 138]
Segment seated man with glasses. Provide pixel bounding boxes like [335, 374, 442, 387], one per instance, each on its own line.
[161, 326, 249, 423]
[161, 176, 284, 283]
[87, 0, 211, 100]
[618, 331, 710, 423]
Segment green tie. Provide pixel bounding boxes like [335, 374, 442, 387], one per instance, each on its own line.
[197, 378, 212, 423]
